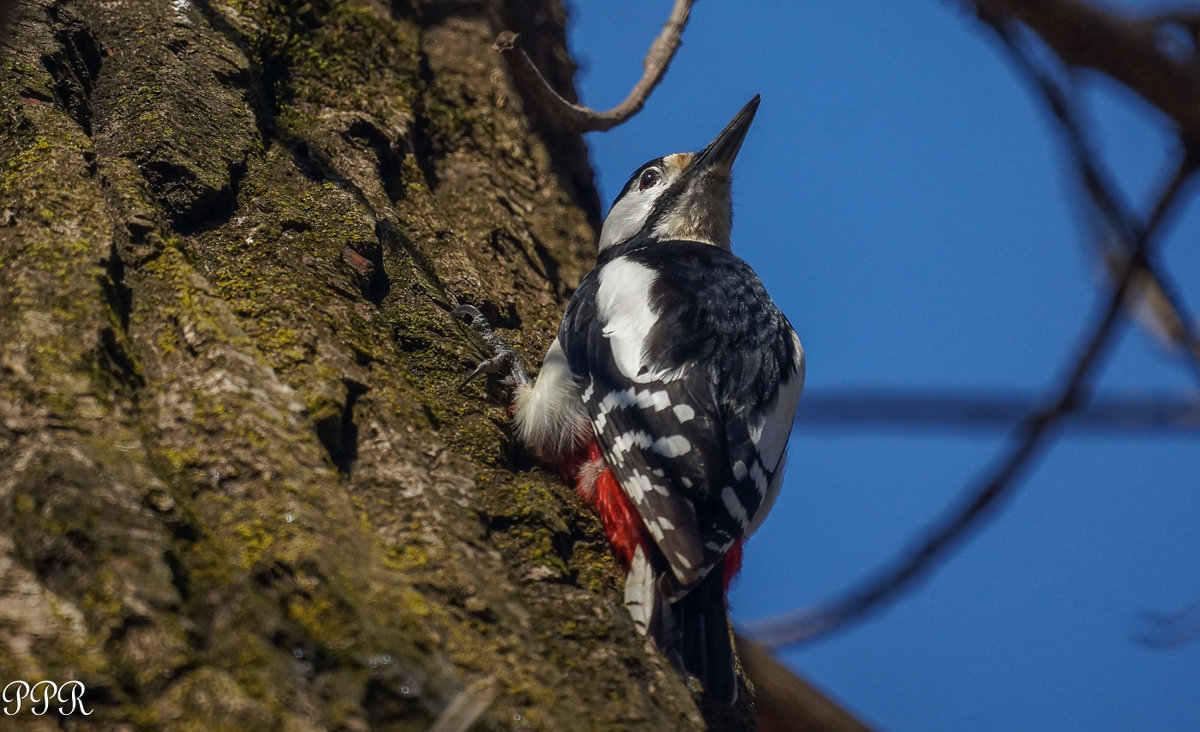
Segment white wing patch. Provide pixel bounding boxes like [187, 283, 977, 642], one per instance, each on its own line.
[611, 430, 653, 463]
[749, 459, 768, 497]
[651, 435, 691, 458]
[721, 487, 749, 530]
[673, 549, 695, 569]
[645, 390, 671, 411]
[594, 386, 675, 432]
[596, 258, 660, 381]
[623, 470, 656, 505]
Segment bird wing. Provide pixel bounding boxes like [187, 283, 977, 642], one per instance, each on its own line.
[561, 241, 803, 593]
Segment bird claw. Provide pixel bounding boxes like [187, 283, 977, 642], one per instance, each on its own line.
[454, 304, 530, 390]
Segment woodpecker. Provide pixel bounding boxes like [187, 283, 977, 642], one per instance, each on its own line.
[458, 95, 804, 704]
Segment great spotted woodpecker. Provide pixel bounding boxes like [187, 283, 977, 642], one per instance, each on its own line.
[458, 95, 804, 704]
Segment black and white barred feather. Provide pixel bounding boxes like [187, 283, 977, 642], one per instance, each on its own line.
[559, 234, 804, 701]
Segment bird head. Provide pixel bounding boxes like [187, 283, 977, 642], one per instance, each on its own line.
[598, 95, 760, 252]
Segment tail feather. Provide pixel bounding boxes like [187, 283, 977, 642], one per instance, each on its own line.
[625, 544, 656, 636]
[614, 474, 740, 704]
[671, 570, 737, 703]
[630, 564, 737, 704]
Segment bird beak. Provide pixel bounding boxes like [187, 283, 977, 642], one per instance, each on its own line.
[690, 94, 760, 176]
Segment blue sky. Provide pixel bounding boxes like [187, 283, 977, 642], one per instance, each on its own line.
[567, 2, 1200, 729]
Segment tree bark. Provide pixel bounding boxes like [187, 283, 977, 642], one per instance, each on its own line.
[0, 0, 762, 727]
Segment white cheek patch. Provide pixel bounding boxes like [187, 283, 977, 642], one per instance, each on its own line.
[599, 187, 658, 251]
[597, 159, 684, 251]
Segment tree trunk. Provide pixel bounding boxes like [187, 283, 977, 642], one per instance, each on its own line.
[0, 0, 762, 727]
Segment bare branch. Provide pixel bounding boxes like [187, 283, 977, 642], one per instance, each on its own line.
[494, 0, 694, 132]
[972, 0, 1200, 136]
[734, 634, 875, 732]
[794, 390, 1200, 433]
[1117, 167, 1200, 383]
[983, 8, 1200, 384]
[744, 18, 1200, 646]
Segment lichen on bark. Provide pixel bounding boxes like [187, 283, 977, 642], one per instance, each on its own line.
[0, 0, 754, 728]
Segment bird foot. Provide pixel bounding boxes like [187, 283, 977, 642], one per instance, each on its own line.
[454, 304, 530, 390]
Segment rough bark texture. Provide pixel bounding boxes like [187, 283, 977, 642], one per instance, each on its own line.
[0, 0, 756, 728]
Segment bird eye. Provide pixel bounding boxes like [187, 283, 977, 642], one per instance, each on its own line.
[638, 168, 661, 191]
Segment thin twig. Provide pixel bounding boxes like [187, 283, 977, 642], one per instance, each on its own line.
[1122, 169, 1200, 383]
[494, 0, 694, 132]
[1134, 596, 1200, 648]
[744, 19, 1199, 648]
[1003, 23, 1200, 384]
[746, 244, 1150, 646]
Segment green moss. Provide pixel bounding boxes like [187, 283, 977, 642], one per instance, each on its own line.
[399, 153, 428, 197]
[0, 0, 719, 724]
[231, 517, 277, 570]
[13, 493, 35, 514]
[383, 542, 428, 571]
